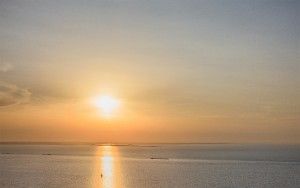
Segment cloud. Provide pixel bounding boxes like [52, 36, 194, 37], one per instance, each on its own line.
[0, 81, 31, 107]
[0, 62, 14, 72]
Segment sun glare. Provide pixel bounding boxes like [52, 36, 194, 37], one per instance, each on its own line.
[93, 95, 120, 117]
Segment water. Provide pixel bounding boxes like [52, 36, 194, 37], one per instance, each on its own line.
[1, 144, 299, 188]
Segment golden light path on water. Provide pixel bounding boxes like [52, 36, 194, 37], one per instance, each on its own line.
[92, 145, 123, 188]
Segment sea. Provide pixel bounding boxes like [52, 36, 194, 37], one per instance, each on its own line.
[0, 144, 299, 188]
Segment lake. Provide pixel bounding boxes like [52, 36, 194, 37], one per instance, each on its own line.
[1, 144, 299, 188]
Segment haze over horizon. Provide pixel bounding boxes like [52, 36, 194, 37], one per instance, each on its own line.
[0, 0, 299, 143]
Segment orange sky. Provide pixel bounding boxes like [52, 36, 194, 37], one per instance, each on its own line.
[0, 0, 299, 143]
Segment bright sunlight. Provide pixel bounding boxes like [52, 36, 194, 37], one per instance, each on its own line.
[93, 95, 120, 117]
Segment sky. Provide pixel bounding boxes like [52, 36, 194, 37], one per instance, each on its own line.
[0, 0, 299, 143]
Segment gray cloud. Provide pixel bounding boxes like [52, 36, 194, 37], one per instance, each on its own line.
[0, 81, 31, 107]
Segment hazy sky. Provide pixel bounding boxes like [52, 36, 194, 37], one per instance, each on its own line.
[0, 0, 299, 143]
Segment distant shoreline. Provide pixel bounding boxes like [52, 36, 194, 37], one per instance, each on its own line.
[0, 141, 231, 145]
[0, 142, 298, 146]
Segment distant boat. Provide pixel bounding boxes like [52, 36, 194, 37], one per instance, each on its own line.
[150, 157, 169, 160]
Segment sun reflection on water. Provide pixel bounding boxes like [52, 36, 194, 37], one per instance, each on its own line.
[92, 145, 122, 188]
[101, 146, 114, 188]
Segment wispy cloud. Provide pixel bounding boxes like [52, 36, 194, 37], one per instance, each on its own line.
[0, 62, 13, 72]
[0, 81, 31, 107]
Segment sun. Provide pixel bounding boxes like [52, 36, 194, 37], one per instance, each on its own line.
[93, 95, 120, 117]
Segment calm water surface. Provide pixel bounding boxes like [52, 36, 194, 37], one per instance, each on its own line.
[1, 144, 299, 188]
